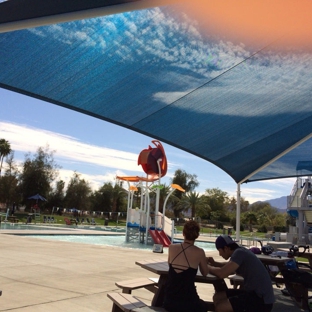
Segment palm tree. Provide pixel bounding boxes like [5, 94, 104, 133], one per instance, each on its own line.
[243, 212, 258, 232]
[0, 139, 11, 176]
[171, 169, 199, 217]
[184, 191, 201, 218]
[111, 182, 127, 214]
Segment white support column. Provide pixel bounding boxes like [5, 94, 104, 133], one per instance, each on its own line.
[163, 188, 175, 228]
[236, 183, 241, 241]
[125, 183, 131, 221]
[145, 189, 150, 245]
[171, 220, 175, 243]
[154, 158, 162, 230]
[125, 181, 131, 242]
[298, 210, 304, 243]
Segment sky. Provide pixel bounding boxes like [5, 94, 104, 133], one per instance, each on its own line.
[1, 1, 307, 204]
[0, 87, 295, 204]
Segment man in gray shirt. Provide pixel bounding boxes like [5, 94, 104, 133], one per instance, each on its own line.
[207, 235, 274, 312]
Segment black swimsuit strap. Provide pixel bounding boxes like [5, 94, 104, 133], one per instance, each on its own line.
[170, 243, 193, 267]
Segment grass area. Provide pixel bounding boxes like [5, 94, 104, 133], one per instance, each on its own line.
[174, 225, 269, 239]
[1, 212, 128, 227]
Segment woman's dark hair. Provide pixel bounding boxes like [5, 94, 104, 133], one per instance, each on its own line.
[183, 220, 200, 241]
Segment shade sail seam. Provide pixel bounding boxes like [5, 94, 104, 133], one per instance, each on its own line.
[131, 37, 283, 128]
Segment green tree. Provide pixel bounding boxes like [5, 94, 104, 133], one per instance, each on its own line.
[158, 184, 171, 213]
[248, 202, 287, 230]
[227, 196, 249, 213]
[170, 169, 199, 217]
[18, 145, 59, 210]
[90, 181, 127, 217]
[201, 188, 230, 222]
[195, 200, 211, 220]
[0, 138, 11, 176]
[111, 181, 127, 214]
[271, 213, 287, 228]
[90, 182, 117, 212]
[64, 172, 92, 211]
[149, 184, 172, 213]
[48, 180, 65, 211]
[0, 151, 19, 207]
[249, 201, 273, 213]
[242, 211, 258, 232]
[132, 186, 142, 210]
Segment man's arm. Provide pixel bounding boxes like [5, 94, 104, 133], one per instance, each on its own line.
[206, 256, 227, 267]
[208, 261, 239, 279]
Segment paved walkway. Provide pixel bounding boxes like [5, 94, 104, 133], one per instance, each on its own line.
[0, 231, 307, 311]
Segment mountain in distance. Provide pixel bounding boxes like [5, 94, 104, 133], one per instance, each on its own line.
[254, 196, 288, 212]
[265, 196, 288, 212]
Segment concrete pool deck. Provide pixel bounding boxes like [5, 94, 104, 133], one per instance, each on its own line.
[0, 231, 306, 311]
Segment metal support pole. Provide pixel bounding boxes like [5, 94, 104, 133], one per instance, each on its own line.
[154, 158, 162, 230]
[236, 183, 241, 241]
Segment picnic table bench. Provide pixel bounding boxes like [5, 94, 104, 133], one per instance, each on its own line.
[107, 293, 167, 312]
[7, 216, 19, 223]
[115, 277, 158, 294]
[228, 274, 244, 289]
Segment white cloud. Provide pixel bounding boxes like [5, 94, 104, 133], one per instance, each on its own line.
[0, 120, 295, 201]
[257, 178, 295, 187]
[153, 90, 193, 104]
[57, 168, 121, 191]
[0, 121, 141, 173]
[0, 121, 183, 191]
[241, 178, 295, 203]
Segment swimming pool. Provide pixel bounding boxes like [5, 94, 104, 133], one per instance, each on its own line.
[0, 223, 75, 231]
[1, 223, 215, 251]
[26, 234, 215, 252]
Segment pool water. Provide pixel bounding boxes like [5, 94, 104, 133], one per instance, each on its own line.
[26, 235, 215, 252]
[0, 223, 215, 251]
[0, 223, 75, 231]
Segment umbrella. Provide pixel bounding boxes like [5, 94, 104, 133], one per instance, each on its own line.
[27, 194, 47, 202]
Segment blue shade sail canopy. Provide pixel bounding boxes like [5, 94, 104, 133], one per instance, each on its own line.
[0, 0, 312, 184]
[296, 161, 312, 173]
[28, 194, 47, 202]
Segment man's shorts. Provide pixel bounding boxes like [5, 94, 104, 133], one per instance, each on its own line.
[226, 289, 273, 312]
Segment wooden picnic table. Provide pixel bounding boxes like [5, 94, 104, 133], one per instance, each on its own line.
[257, 254, 311, 310]
[135, 259, 227, 309]
[277, 247, 312, 267]
[256, 254, 290, 266]
[256, 254, 290, 283]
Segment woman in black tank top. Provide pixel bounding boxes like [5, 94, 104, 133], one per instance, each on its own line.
[163, 220, 210, 312]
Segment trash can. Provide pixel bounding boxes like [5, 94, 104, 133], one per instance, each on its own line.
[104, 218, 109, 226]
[272, 236, 275, 241]
[227, 227, 233, 235]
